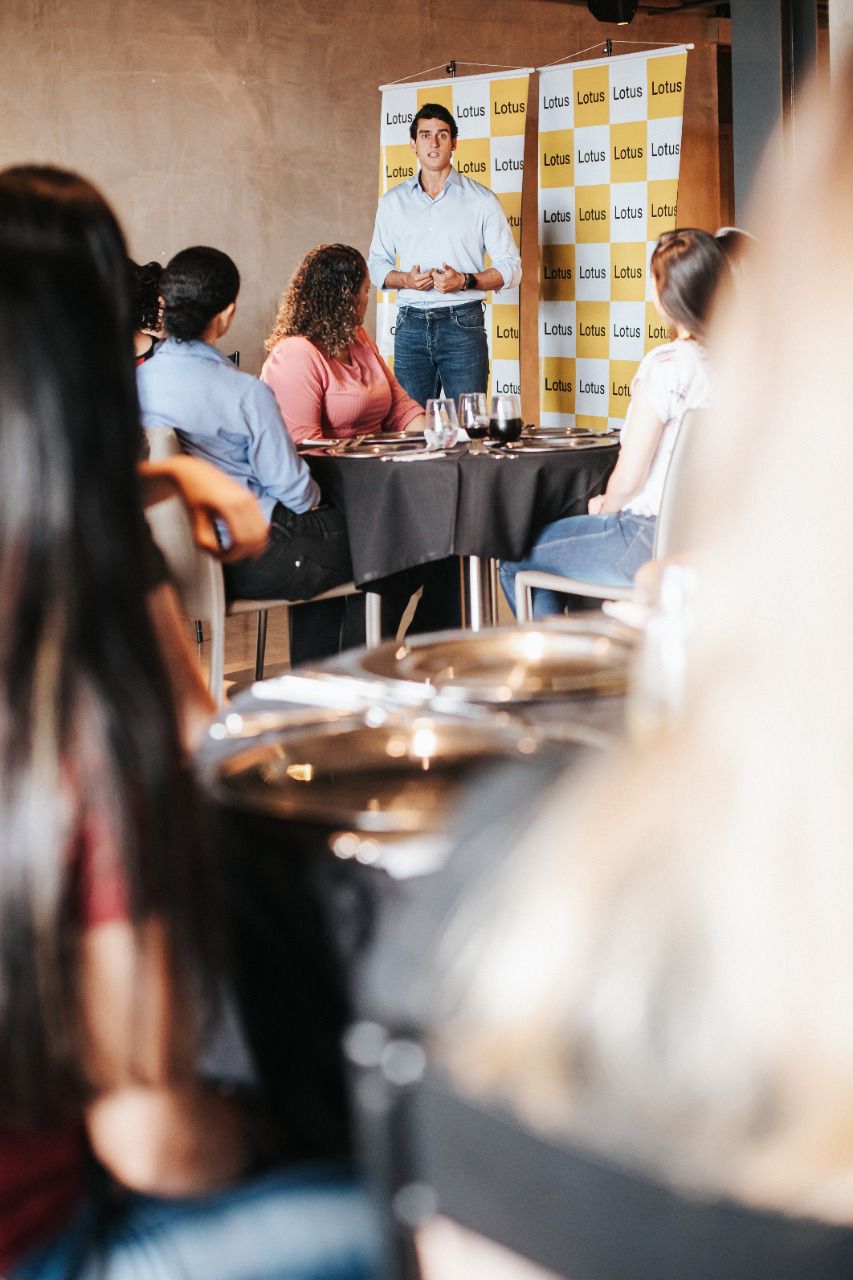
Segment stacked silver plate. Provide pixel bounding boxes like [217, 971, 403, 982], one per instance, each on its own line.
[299, 434, 427, 458]
[335, 619, 633, 705]
[208, 711, 544, 835]
[201, 621, 632, 874]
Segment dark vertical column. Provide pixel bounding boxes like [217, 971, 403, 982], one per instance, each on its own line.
[729, 0, 784, 222]
[782, 0, 818, 150]
[729, 0, 817, 222]
[784, 0, 817, 95]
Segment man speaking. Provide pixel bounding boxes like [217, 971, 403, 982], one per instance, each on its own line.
[368, 103, 522, 405]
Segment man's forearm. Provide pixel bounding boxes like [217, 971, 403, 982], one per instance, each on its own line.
[383, 269, 411, 290]
[467, 267, 505, 293]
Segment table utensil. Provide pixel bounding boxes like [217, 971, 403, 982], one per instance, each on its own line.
[388, 450, 447, 462]
[489, 392, 523, 444]
[424, 397, 459, 451]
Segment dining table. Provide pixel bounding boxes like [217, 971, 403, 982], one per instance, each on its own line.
[303, 435, 620, 628]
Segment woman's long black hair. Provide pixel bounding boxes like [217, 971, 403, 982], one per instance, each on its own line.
[0, 168, 215, 1126]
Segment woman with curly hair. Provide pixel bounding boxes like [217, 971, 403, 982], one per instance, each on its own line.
[261, 244, 425, 443]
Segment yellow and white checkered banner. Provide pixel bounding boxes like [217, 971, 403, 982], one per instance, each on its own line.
[538, 46, 688, 430]
[377, 68, 530, 398]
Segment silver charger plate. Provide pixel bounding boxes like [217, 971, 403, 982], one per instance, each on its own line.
[302, 438, 428, 459]
[522, 426, 620, 440]
[297, 433, 426, 454]
[209, 711, 547, 834]
[492, 438, 619, 453]
[339, 620, 634, 704]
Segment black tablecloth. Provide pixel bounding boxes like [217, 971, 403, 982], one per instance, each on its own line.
[307, 444, 618, 586]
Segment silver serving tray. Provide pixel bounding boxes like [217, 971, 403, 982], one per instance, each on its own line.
[298, 432, 425, 453]
[303, 438, 430, 459]
[338, 621, 634, 704]
[504, 438, 618, 453]
[522, 426, 620, 440]
[210, 712, 545, 834]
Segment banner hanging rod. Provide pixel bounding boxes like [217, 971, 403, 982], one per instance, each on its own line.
[381, 61, 535, 88]
[541, 38, 694, 69]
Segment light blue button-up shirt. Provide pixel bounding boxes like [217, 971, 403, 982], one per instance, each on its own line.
[367, 167, 522, 310]
[137, 339, 320, 521]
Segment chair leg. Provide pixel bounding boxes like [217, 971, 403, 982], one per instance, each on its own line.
[364, 592, 381, 649]
[516, 579, 533, 624]
[209, 613, 225, 707]
[489, 558, 500, 626]
[254, 609, 269, 680]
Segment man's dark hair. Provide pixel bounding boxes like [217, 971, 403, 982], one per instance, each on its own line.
[410, 103, 458, 141]
[161, 245, 240, 342]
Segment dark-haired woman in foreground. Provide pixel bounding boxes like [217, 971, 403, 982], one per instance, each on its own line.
[500, 228, 725, 618]
[0, 188, 376, 1273]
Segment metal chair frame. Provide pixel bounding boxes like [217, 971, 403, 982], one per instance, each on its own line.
[515, 409, 702, 622]
[144, 427, 379, 704]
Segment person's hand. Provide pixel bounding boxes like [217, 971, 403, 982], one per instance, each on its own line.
[431, 263, 465, 294]
[140, 457, 269, 561]
[171, 459, 269, 561]
[403, 264, 434, 291]
[587, 493, 606, 515]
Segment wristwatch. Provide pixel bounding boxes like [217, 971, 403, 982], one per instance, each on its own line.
[464, 272, 477, 291]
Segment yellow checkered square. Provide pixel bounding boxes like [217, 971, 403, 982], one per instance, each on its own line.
[539, 130, 573, 189]
[576, 302, 609, 358]
[541, 357, 576, 414]
[576, 185, 610, 244]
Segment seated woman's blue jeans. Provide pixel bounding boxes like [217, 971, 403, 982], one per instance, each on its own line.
[15, 1163, 379, 1280]
[499, 511, 656, 618]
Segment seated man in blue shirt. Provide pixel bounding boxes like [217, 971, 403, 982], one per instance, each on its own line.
[367, 102, 522, 405]
[137, 245, 354, 666]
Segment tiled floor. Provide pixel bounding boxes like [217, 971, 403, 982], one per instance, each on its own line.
[182, 608, 293, 703]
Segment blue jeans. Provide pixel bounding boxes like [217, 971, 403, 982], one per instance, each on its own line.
[15, 1164, 379, 1280]
[499, 511, 656, 618]
[393, 301, 489, 404]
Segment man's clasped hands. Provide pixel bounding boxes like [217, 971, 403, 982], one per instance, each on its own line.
[401, 263, 468, 293]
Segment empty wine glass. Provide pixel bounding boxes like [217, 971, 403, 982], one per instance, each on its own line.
[424, 397, 459, 451]
[489, 393, 523, 444]
[457, 392, 489, 454]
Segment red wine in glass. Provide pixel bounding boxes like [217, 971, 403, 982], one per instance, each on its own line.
[489, 416, 523, 443]
[489, 394, 523, 443]
[468, 414, 489, 439]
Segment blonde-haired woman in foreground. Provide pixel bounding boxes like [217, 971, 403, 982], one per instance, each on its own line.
[418, 51, 853, 1279]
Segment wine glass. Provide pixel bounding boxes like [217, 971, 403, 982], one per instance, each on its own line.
[457, 392, 490, 455]
[489, 393, 523, 444]
[424, 397, 460, 451]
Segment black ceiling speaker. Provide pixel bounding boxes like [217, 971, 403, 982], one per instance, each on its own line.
[588, 0, 638, 23]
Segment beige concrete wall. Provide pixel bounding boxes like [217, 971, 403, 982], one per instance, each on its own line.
[0, 0, 727, 379]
